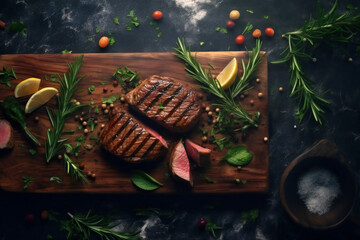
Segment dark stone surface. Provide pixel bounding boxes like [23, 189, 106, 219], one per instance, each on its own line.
[1, 0, 359, 239]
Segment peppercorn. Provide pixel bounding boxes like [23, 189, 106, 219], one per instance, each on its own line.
[263, 136, 269, 142]
[101, 123, 105, 128]
[205, 106, 211, 112]
[94, 120, 98, 125]
[104, 109, 109, 114]
[240, 94, 245, 99]
[201, 136, 208, 143]
[101, 103, 107, 109]
[348, 57, 353, 62]
[120, 96, 125, 102]
[198, 93, 203, 99]
[215, 108, 220, 113]
[79, 117, 84, 122]
[84, 129, 89, 134]
[91, 173, 96, 180]
[212, 119, 217, 124]
[82, 121, 87, 126]
[74, 114, 80, 120]
[110, 103, 114, 108]
[57, 154, 63, 160]
[75, 101, 80, 106]
[250, 99, 254, 105]
[87, 171, 92, 178]
[237, 166, 242, 171]
[56, 93, 60, 97]
[208, 111, 213, 117]
[40, 210, 48, 221]
[66, 149, 71, 155]
[201, 103, 206, 109]
[113, 80, 118, 86]
[256, 78, 260, 83]
[34, 116, 39, 122]
[257, 92, 263, 98]
[279, 87, 283, 92]
[78, 162, 85, 170]
[103, 87, 108, 93]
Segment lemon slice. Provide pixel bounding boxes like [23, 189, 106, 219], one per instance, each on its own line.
[25, 87, 58, 114]
[14, 78, 41, 98]
[216, 57, 238, 90]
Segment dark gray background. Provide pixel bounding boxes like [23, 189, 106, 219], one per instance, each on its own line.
[1, 0, 359, 239]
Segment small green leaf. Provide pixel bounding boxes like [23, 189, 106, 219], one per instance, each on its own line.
[157, 32, 162, 38]
[113, 17, 120, 25]
[22, 176, 36, 190]
[150, 21, 157, 26]
[200, 41, 205, 46]
[88, 37, 93, 42]
[242, 209, 259, 222]
[94, 106, 99, 114]
[264, 15, 269, 19]
[100, 81, 109, 85]
[205, 177, 216, 184]
[88, 85, 95, 94]
[158, 102, 165, 109]
[50, 176, 63, 183]
[10, 21, 27, 36]
[215, 27, 221, 32]
[223, 145, 253, 166]
[96, 27, 100, 33]
[246, 9, 254, 14]
[62, 49, 72, 54]
[108, 36, 115, 46]
[101, 96, 119, 104]
[29, 148, 37, 155]
[131, 170, 163, 191]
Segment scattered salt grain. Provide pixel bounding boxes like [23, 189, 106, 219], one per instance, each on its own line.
[297, 167, 341, 215]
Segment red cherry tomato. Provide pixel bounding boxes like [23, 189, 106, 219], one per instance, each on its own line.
[226, 20, 235, 29]
[98, 36, 109, 48]
[152, 10, 163, 20]
[235, 35, 245, 45]
[265, 27, 275, 37]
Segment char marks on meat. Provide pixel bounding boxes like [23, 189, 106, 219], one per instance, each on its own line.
[99, 109, 167, 163]
[125, 75, 201, 133]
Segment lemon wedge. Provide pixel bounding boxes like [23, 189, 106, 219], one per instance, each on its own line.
[216, 57, 238, 90]
[25, 87, 58, 113]
[14, 78, 41, 98]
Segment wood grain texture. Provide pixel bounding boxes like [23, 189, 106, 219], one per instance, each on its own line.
[0, 52, 268, 194]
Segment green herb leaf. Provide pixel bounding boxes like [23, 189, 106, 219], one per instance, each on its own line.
[101, 96, 119, 104]
[100, 81, 109, 85]
[50, 176, 63, 183]
[22, 176, 36, 190]
[205, 220, 222, 238]
[205, 177, 216, 184]
[150, 21, 157, 26]
[223, 145, 253, 166]
[157, 32, 162, 38]
[126, 10, 140, 31]
[242, 209, 259, 222]
[264, 15, 269, 19]
[9, 21, 27, 36]
[0, 67, 17, 87]
[113, 66, 139, 90]
[29, 148, 37, 155]
[96, 27, 100, 33]
[131, 170, 163, 191]
[88, 85, 95, 94]
[246, 9, 254, 14]
[242, 22, 254, 35]
[62, 49, 72, 54]
[108, 36, 115, 46]
[94, 106, 99, 114]
[113, 17, 120, 25]
[215, 27, 221, 32]
[88, 37, 93, 42]
[158, 102, 165, 109]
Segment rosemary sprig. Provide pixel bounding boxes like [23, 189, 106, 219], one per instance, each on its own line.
[45, 55, 85, 163]
[174, 38, 262, 133]
[273, 0, 360, 124]
[62, 211, 140, 240]
[63, 154, 87, 183]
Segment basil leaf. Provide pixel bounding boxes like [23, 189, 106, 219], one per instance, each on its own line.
[131, 170, 163, 191]
[223, 145, 253, 166]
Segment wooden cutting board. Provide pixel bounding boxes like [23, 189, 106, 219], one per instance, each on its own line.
[0, 52, 268, 194]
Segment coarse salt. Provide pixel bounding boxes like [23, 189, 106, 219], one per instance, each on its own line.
[297, 167, 341, 215]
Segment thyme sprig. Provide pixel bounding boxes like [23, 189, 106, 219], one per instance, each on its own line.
[45, 55, 85, 163]
[273, 0, 360, 124]
[174, 38, 263, 133]
[62, 211, 140, 240]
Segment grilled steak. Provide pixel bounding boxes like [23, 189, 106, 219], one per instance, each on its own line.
[125, 75, 201, 133]
[99, 108, 168, 163]
[169, 139, 193, 186]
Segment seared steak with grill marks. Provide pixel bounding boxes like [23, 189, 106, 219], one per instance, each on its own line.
[99, 108, 168, 163]
[125, 75, 201, 133]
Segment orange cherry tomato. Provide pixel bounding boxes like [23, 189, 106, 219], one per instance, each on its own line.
[265, 27, 275, 37]
[235, 35, 245, 45]
[252, 29, 262, 38]
[99, 36, 109, 48]
[152, 10, 163, 20]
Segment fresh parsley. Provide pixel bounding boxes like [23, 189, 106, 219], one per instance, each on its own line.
[113, 66, 139, 90]
[62, 49, 72, 54]
[95, 27, 100, 33]
[88, 37, 93, 42]
[216, 27, 228, 34]
[29, 148, 37, 155]
[200, 41, 205, 46]
[101, 96, 119, 104]
[158, 102, 165, 109]
[0, 67, 17, 87]
[223, 145, 253, 166]
[88, 85, 95, 94]
[131, 170, 163, 191]
[9, 21, 27, 36]
[264, 15, 269, 19]
[22, 176, 36, 190]
[126, 10, 140, 31]
[205, 177, 217, 184]
[246, 9, 254, 14]
[113, 17, 120, 25]
[242, 209, 259, 223]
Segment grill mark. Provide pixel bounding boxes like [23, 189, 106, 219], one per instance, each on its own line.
[100, 112, 125, 139]
[130, 134, 151, 157]
[162, 90, 192, 123]
[154, 86, 183, 118]
[103, 117, 132, 146]
[172, 101, 196, 126]
[143, 82, 174, 113]
[142, 139, 159, 158]
[136, 81, 160, 106]
[122, 127, 143, 156]
[110, 122, 138, 153]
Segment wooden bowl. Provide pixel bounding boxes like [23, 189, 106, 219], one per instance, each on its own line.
[279, 139, 358, 230]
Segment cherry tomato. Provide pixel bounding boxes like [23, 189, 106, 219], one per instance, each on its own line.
[152, 10, 163, 20]
[265, 27, 275, 37]
[252, 29, 262, 38]
[229, 10, 240, 20]
[226, 20, 235, 29]
[235, 35, 245, 45]
[197, 217, 207, 228]
[98, 36, 109, 48]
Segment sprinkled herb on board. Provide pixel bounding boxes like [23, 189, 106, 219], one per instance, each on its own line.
[0, 67, 17, 87]
[242, 209, 259, 223]
[101, 96, 119, 104]
[113, 17, 119, 25]
[242, 23, 254, 34]
[50, 176, 63, 183]
[22, 176, 36, 190]
[62, 49, 72, 54]
[126, 10, 140, 31]
[9, 21, 27, 36]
